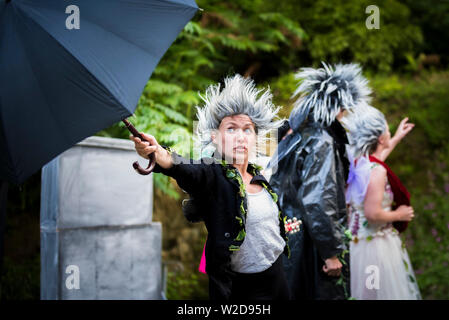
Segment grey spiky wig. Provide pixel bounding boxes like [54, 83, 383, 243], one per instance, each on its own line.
[289, 62, 372, 130]
[341, 105, 387, 158]
[195, 74, 284, 152]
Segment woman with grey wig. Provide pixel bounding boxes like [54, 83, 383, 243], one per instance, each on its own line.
[131, 74, 293, 300]
[344, 106, 421, 299]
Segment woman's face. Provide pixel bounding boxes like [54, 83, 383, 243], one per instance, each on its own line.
[212, 114, 257, 164]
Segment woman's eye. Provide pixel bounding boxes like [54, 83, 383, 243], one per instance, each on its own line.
[244, 128, 252, 133]
[227, 128, 235, 132]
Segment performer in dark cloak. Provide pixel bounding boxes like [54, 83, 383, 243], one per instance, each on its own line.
[131, 74, 294, 300]
[268, 63, 372, 300]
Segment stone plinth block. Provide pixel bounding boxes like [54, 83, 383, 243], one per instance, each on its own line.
[41, 136, 162, 300]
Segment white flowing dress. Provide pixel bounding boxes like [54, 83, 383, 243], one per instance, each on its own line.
[348, 162, 421, 300]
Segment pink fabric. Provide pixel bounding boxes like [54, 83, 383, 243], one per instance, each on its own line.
[198, 243, 207, 274]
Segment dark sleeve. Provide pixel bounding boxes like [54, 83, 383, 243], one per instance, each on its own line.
[152, 150, 216, 195]
[297, 139, 344, 260]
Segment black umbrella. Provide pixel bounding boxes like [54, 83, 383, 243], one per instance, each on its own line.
[0, 0, 198, 286]
[0, 0, 198, 184]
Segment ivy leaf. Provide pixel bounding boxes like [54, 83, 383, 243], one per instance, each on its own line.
[403, 259, 409, 271]
[234, 229, 246, 241]
[235, 216, 243, 226]
[226, 170, 236, 178]
[336, 277, 344, 286]
[344, 229, 353, 241]
[240, 200, 246, 216]
[229, 245, 240, 251]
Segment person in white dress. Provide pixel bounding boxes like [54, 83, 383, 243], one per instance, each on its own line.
[343, 106, 421, 300]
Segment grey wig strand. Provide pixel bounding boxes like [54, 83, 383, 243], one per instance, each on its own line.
[341, 105, 387, 158]
[289, 62, 372, 130]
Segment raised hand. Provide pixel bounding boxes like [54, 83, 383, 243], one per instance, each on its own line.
[130, 133, 174, 170]
[131, 132, 159, 160]
[394, 117, 415, 141]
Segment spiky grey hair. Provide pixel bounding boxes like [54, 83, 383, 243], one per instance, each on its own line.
[289, 62, 372, 129]
[341, 105, 387, 158]
[195, 74, 284, 153]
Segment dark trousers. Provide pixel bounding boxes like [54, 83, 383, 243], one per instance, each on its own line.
[230, 255, 290, 300]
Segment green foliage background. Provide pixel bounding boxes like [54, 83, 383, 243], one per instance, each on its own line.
[2, 0, 449, 300]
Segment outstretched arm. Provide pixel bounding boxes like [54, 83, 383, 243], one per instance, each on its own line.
[380, 117, 414, 161]
[130, 133, 215, 195]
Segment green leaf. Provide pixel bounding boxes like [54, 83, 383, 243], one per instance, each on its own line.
[344, 229, 353, 241]
[229, 245, 240, 251]
[146, 80, 183, 95]
[268, 190, 278, 203]
[234, 229, 246, 241]
[239, 186, 246, 198]
[183, 21, 203, 35]
[235, 216, 243, 226]
[336, 277, 344, 286]
[403, 259, 409, 271]
[240, 200, 246, 216]
[226, 171, 236, 178]
[154, 104, 189, 125]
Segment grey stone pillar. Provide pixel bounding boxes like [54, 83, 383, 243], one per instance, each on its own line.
[40, 136, 162, 300]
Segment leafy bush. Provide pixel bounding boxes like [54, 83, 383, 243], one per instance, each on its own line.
[404, 163, 449, 299]
[166, 269, 208, 300]
[0, 255, 40, 300]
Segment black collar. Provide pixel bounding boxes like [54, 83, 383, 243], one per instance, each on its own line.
[250, 173, 269, 185]
[326, 120, 349, 145]
[327, 120, 350, 181]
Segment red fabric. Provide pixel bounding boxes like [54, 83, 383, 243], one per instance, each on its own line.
[369, 155, 410, 233]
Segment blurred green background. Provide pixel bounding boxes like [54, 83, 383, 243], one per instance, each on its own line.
[2, 0, 448, 300]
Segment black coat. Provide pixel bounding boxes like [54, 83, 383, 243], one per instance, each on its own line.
[153, 151, 290, 300]
[269, 119, 351, 300]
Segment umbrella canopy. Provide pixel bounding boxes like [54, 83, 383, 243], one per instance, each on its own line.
[0, 0, 198, 184]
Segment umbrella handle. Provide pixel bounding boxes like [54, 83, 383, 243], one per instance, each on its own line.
[123, 119, 156, 175]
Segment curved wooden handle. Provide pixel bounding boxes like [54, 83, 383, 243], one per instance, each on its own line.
[123, 118, 156, 175]
[132, 153, 156, 175]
